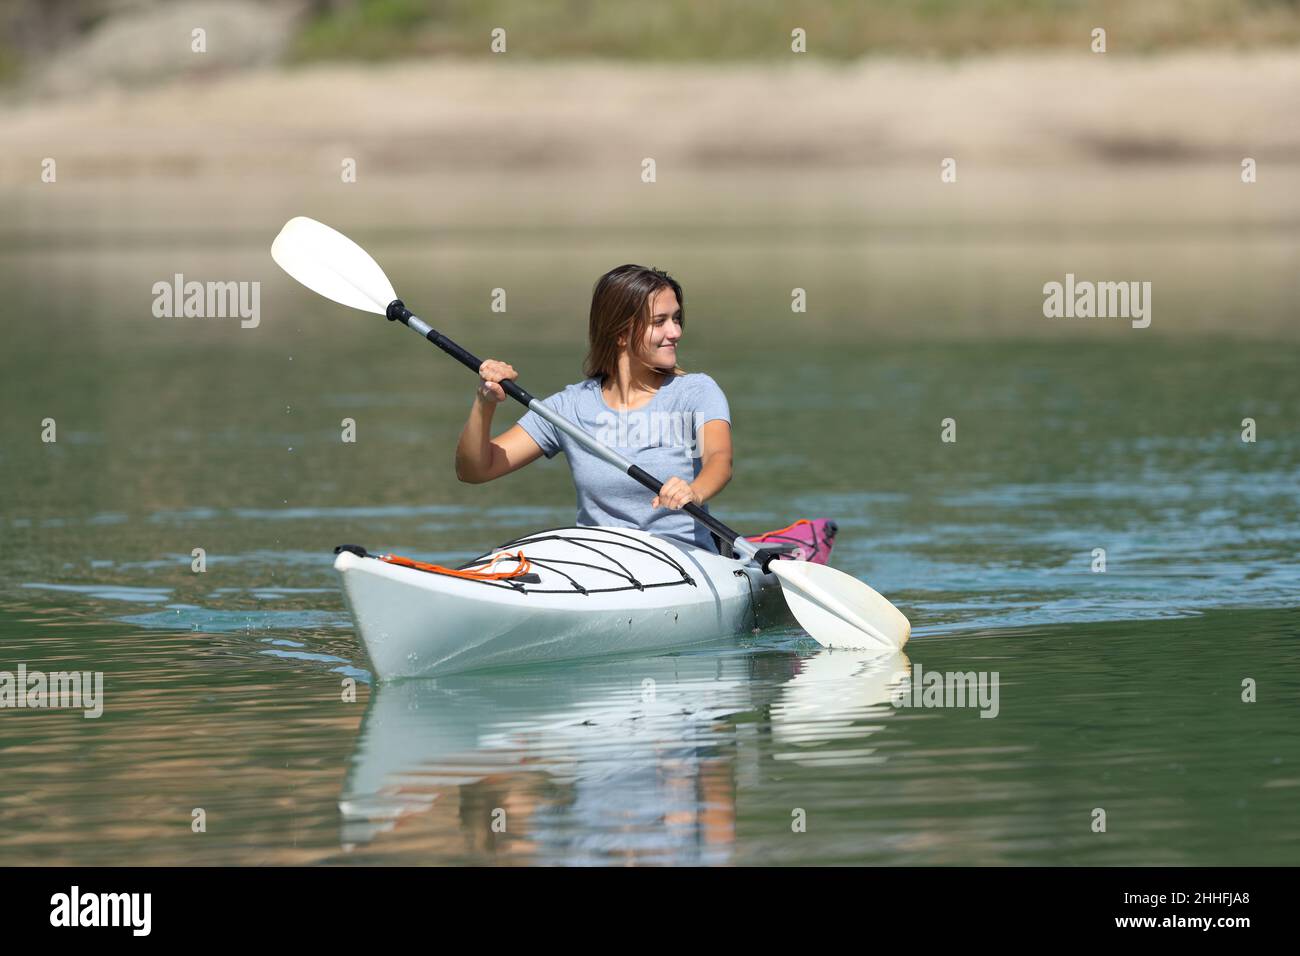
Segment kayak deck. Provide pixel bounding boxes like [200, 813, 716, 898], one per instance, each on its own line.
[336, 520, 837, 679]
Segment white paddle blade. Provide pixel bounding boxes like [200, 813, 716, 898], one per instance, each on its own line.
[271, 216, 398, 315]
[771, 561, 910, 651]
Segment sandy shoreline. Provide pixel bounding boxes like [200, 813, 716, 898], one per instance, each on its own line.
[3, 52, 1299, 186]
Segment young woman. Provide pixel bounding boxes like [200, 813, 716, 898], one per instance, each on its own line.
[454, 264, 733, 553]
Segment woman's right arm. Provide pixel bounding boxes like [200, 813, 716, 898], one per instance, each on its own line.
[455, 359, 545, 483]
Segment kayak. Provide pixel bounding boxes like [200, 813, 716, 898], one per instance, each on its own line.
[334, 519, 838, 680]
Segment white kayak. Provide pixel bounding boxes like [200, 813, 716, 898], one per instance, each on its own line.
[334, 521, 838, 680]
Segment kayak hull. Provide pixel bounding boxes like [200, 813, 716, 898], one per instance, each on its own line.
[336, 522, 836, 680]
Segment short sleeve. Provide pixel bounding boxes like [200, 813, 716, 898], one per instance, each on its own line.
[516, 390, 565, 459]
[692, 374, 731, 426]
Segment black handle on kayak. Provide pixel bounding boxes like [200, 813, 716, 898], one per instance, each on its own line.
[386, 298, 759, 560]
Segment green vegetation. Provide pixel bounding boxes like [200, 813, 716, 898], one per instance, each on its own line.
[291, 0, 1300, 62]
[2, 0, 1299, 87]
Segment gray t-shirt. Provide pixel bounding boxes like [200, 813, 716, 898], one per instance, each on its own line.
[516, 373, 731, 552]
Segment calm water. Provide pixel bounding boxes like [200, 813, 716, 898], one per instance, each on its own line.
[1, 227, 1297, 865]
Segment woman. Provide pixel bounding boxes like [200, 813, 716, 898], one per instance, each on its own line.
[454, 264, 733, 553]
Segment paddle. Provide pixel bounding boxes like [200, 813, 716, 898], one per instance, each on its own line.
[271, 216, 910, 651]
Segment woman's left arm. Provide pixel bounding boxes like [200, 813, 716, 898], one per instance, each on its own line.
[650, 421, 733, 512]
[652, 420, 733, 510]
[691, 419, 733, 503]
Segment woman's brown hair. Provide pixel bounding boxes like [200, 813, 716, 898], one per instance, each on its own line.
[583, 264, 685, 383]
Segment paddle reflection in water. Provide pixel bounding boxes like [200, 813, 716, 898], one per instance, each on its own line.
[339, 647, 908, 864]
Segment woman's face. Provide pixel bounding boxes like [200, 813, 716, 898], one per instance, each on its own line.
[634, 287, 682, 368]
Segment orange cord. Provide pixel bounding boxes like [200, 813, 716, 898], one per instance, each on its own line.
[749, 518, 812, 541]
[381, 549, 533, 581]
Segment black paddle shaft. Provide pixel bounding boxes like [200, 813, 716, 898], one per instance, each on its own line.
[385, 299, 770, 559]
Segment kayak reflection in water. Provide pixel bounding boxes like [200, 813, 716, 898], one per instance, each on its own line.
[337, 647, 910, 863]
[454, 264, 734, 554]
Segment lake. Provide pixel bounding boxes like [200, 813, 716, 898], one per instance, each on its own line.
[1, 205, 1297, 864]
